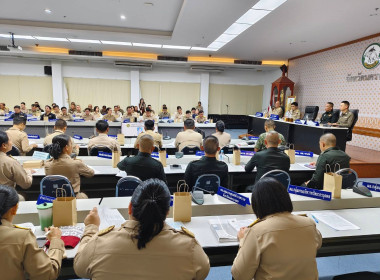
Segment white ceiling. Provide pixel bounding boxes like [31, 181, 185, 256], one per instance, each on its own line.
[0, 0, 379, 60]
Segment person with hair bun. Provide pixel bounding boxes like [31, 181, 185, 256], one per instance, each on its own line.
[74, 179, 210, 280]
[44, 134, 94, 199]
[212, 120, 231, 148]
[0, 185, 65, 279]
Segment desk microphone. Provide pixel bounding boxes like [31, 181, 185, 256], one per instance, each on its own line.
[242, 130, 254, 140]
[163, 131, 171, 140]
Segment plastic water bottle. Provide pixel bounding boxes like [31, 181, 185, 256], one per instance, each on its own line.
[219, 150, 224, 161]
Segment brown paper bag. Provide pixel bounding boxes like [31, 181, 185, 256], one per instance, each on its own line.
[173, 180, 192, 222]
[53, 188, 77, 227]
[159, 150, 167, 167]
[323, 164, 342, 198]
[233, 147, 241, 165]
[285, 144, 295, 164]
[43, 116, 49, 122]
[23, 160, 43, 169]
[117, 134, 125, 145]
[112, 149, 121, 168]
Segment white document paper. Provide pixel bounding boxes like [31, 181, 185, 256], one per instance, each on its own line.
[312, 212, 360, 231]
[227, 218, 254, 232]
[15, 223, 35, 233]
[98, 207, 125, 230]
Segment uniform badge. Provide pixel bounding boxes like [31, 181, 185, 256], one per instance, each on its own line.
[248, 218, 261, 228]
[98, 225, 115, 236]
[13, 225, 30, 230]
[180, 226, 195, 238]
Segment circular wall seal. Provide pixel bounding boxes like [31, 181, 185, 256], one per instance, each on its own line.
[362, 43, 380, 69]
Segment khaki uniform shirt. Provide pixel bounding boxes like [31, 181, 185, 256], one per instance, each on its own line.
[272, 107, 283, 117]
[183, 115, 192, 122]
[43, 130, 79, 155]
[287, 109, 301, 119]
[88, 133, 121, 153]
[0, 219, 65, 280]
[158, 111, 171, 119]
[21, 108, 28, 114]
[82, 113, 95, 121]
[232, 212, 322, 280]
[196, 105, 204, 111]
[28, 109, 41, 116]
[337, 111, 354, 128]
[175, 129, 203, 151]
[74, 221, 210, 280]
[0, 152, 32, 189]
[0, 109, 5, 116]
[174, 112, 183, 121]
[102, 114, 117, 122]
[134, 130, 163, 149]
[122, 113, 134, 121]
[92, 112, 103, 120]
[6, 127, 35, 155]
[44, 154, 94, 193]
[57, 113, 73, 121]
[113, 111, 122, 119]
[142, 113, 155, 121]
[195, 115, 207, 123]
[212, 131, 231, 147]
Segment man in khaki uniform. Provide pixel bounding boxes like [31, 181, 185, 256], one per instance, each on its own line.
[158, 105, 171, 119]
[286, 102, 301, 119]
[330, 100, 354, 128]
[183, 110, 192, 122]
[28, 104, 41, 116]
[0, 103, 9, 114]
[142, 107, 155, 121]
[102, 108, 117, 122]
[113, 105, 123, 119]
[6, 117, 37, 155]
[134, 120, 162, 149]
[44, 119, 79, 155]
[20, 102, 28, 114]
[88, 120, 121, 154]
[52, 105, 61, 116]
[175, 119, 203, 151]
[122, 106, 135, 121]
[173, 106, 183, 122]
[82, 108, 95, 121]
[212, 120, 231, 148]
[272, 101, 283, 117]
[57, 106, 73, 121]
[195, 110, 207, 123]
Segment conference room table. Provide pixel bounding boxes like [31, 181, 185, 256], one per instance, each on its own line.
[248, 115, 348, 154]
[15, 153, 318, 199]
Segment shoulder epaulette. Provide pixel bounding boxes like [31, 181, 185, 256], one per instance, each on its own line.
[98, 225, 115, 236]
[180, 226, 195, 238]
[13, 225, 30, 230]
[248, 218, 261, 228]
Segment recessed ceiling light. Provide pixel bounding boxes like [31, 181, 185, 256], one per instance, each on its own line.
[162, 45, 191, 50]
[68, 38, 101, 44]
[236, 9, 271, 25]
[120, 15, 126, 20]
[132, 43, 162, 48]
[101, 40, 132, 46]
[207, 41, 226, 50]
[44, 8, 52, 14]
[34, 36, 69, 42]
[224, 23, 252, 35]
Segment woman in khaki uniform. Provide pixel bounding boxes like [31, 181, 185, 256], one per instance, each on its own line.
[45, 134, 94, 199]
[0, 185, 65, 280]
[74, 179, 210, 280]
[231, 177, 322, 280]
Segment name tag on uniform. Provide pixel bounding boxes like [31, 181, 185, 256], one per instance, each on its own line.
[288, 185, 332, 201]
[28, 134, 40, 139]
[98, 152, 112, 159]
[295, 150, 313, 157]
[217, 187, 251, 206]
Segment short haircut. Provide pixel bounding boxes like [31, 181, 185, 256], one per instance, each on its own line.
[327, 102, 334, 107]
[54, 119, 67, 130]
[144, 120, 155, 130]
[216, 120, 225, 132]
[106, 107, 111, 113]
[146, 107, 152, 112]
[184, 119, 195, 129]
[186, 110, 191, 114]
[114, 105, 118, 108]
[53, 105, 59, 109]
[139, 134, 154, 152]
[264, 119, 275, 129]
[84, 108, 90, 111]
[291, 102, 298, 107]
[71, 102, 76, 105]
[61, 107, 67, 110]
[45, 105, 52, 110]
[0, 131, 9, 147]
[341, 100, 350, 108]
[177, 106, 182, 110]
[162, 106, 168, 110]
[96, 120, 109, 132]
[320, 133, 336, 146]
[21, 102, 25, 105]
[251, 177, 293, 219]
[203, 135, 219, 155]
[198, 101, 201, 104]
[148, 104, 152, 107]
[14, 105, 20, 109]
[31, 104, 36, 108]
[198, 110, 204, 114]
[265, 131, 280, 146]
[191, 107, 196, 111]
[13, 116, 26, 125]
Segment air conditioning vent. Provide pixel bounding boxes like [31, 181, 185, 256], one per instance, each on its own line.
[114, 61, 152, 69]
[157, 56, 188, 62]
[234, 60, 262, 65]
[0, 45, 10, 51]
[69, 50, 102, 56]
[189, 65, 224, 72]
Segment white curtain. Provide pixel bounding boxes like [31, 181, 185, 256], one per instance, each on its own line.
[209, 84, 263, 115]
[64, 77, 131, 109]
[0, 75, 53, 108]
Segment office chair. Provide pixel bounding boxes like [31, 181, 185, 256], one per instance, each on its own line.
[40, 175, 74, 197]
[193, 174, 221, 193]
[115, 176, 142, 197]
[333, 272, 380, 280]
[221, 146, 234, 154]
[346, 109, 359, 141]
[181, 145, 201, 155]
[335, 168, 358, 189]
[88, 145, 112, 156]
[6, 146, 20, 156]
[303, 106, 319, 121]
[261, 169, 291, 188]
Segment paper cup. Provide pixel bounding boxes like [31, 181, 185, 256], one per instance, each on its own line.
[37, 203, 53, 231]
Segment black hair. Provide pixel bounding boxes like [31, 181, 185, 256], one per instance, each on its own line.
[45, 105, 52, 110]
[184, 118, 195, 129]
[96, 120, 109, 132]
[341, 100, 350, 108]
[146, 107, 152, 112]
[49, 134, 71, 159]
[148, 104, 151, 107]
[21, 102, 25, 105]
[0, 185, 19, 225]
[198, 110, 204, 114]
[215, 120, 225, 132]
[0, 131, 9, 147]
[251, 177, 293, 219]
[291, 102, 298, 107]
[31, 104, 36, 107]
[131, 179, 170, 249]
[54, 119, 67, 130]
[144, 120, 154, 130]
[61, 106, 67, 110]
[327, 102, 334, 107]
[106, 107, 111, 113]
[198, 101, 201, 104]
[14, 105, 20, 109]
[177, 106, 182, 110]
[114, 105, 118, 108]
[53, 105, 59, 109]
[94, 106, 99, 111]
[162, 106, 168, 110]
[186, 110, 191, 114]
[84, 108, 90, 111]
[203, 135, 219, 154]
[13, 116, 26, 126]
[191, 107, 196, 111]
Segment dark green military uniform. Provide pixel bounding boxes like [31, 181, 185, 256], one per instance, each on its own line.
[307, 146, 350, 190]
[320, 110, 338, 124]
[254, 132, 286, 151]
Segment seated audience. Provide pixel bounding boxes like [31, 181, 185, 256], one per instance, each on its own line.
[231, 177, 322, 280]
[286, 102, 301, 119]
[100, 105, 107, 115]
[92, 106, 102, 119]
[45, 134, 94, 198]
[330, 100, 354, 128]
[87, 104, 94, 112]
[20, 102, 28, 114]
[306, 133, 350, 189]
[195, 110, 207, 123]
[158, 105, 171, 119]
[175, 119, 203, 151]
[117, 135, 166, 182]
[74, 179, 209, 279]
[272, 101, 283, 117]
[35, 102, 44, 112]
[52, 105, 61, 116]
[184, 136, 228, 189]
[134, 120, 162, 149]
[254, 119, 286, 152]
[9, 105, 27, 119]
[117, 105, 124, 115]
[320, 102, 338, 124]
[147, 104, 155, 114]
[142, 107, 155, 121]
[88, 120, 121, 153]
[0, 185, 65, 279]
[82, 108, 95, 121]
[0, 103, 9, 115]
[28, 104, 41, 116]
[173, 106, 183, 121]
[102, 108, 117, 122]
[43, 119, 79, 155]
[74, 105, 82, 116]
[6, 117, 37, 155]
[191, 107, 197, 119]
[57, 107, 73, 121]
[212, 120, 231, 148]
[113, 105, 122, 119]
[183, 110, 192, 121]
[69, 102, 76, 114]
[245, 131, 290, 186]
[196, 101, 203, 112]
[122, 106, 134, 120]
[40, 105, 56, 120]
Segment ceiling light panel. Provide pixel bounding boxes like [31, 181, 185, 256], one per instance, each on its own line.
[252, 0, 287, 11]
[214, 33, 238, 43]
[68, 38, 101, 44]
[101, 40, 132, 46]
[162, 45, 191, 50]
[236, 9, 271, 25]
[224, 23, 252, 35]
[132, 43, 162, 48]
[207, 41, 226, 50]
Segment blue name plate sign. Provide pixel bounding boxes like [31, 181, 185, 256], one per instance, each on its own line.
[240, 150, 255, 156]
[217, 186, 250, 206]
[151, 152, 168, 158]
[74, 119, 85, 122]
[28, 134, 40, 139]
[162, 117, 169, 120]
[123, 119, 130, 123]
[270, 114, 280, 120]
[48, 119, 57, 122]
[170, 196, 173, 207]
[288, 185, 332, 201]
[73, 135, 83, 140]
[108, 135, 117, 138]
[28, 118, 38, 121]
[195, 151, 205, 156]
[98, 152, 112, 159]
[167, 119, 174, 123]
[295, 150, 314, 157]
[4, 118, 13, 121]
[295, 119, 303, 124]
[36, 194, 56, 205]
[248, 136, 259, 140]
[32, 151, 50, 160]
[255, 112, 264, 117]
[362, 181, 380, 192]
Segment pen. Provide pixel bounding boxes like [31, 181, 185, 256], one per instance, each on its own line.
[99, 197, 103, 205]
[311, 214, 319, 224]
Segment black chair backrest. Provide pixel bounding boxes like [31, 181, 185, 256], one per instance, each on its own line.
[221, 146, 234, 154]
[89, 146, 112, 156]
[43, 144, 52, 153]
[181, 145, 201, 155]
[116, 176, 142, 197]
[6, 146, 20, 156]
[194, 174, 221, 193]
[346, 109, 359, 141]
[303, 106, 319, 121]
[194, 127, 205, 138]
